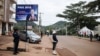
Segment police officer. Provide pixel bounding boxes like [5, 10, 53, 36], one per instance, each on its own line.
[13, 28, 20, 55]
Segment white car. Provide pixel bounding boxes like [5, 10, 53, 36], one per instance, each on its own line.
[27, 31, 41, 42]
[19, 30, 41, 43]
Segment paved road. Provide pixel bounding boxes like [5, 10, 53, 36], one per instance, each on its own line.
[56, 35, 100, 56]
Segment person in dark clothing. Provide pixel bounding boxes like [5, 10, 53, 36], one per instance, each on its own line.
[13, 28, 20, 55]
[95, 34, 100, 41]
[52, 30, 58, 55]
[90, 31, 93, 42]
[95, 34, 99, 40]
[41, 31, 43, 38]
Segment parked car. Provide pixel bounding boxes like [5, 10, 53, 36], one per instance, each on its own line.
[19, 30, 41, 43]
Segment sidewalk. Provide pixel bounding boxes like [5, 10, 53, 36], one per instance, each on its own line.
[0, 35, 60, 56]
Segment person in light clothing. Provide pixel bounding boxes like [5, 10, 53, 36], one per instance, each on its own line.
[52, 30, 58, 55]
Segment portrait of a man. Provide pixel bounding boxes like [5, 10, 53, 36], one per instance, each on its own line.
[26, 9, 37, 21]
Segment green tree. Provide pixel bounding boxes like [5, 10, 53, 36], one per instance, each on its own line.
[57, 1, 99, 34]
[84, 0, 100, 12]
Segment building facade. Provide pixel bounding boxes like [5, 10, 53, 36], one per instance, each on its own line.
[0, 0, 4, 35]
[0, 0, 17, 35]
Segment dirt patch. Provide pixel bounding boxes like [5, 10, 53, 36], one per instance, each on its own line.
[35, 52, 40, 54]
[0, 54, 3, 56]
[0, 48, 7, 51]
[0, 44, 3, 46]
[45, 48, 52, 53]
[0, 36, 13, 46]
[33, 46, 42, 50]
[57, 48, 77, 56]
[7, 47, 26, 52]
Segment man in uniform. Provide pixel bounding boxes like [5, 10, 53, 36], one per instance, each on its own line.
[13, 28, 20, 55]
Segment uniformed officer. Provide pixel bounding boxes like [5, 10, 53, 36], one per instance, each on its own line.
[13, 28, 20, 55]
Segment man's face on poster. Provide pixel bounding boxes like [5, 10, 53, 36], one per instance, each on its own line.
[30, 9, 35, 15]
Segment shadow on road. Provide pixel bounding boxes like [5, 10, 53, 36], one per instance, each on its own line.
[7, 47, 26, 52]
[57, 48, 77, 56]
[0, 47, 26, 52]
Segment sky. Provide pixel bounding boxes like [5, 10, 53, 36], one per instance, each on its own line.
[17, 0, 95, 26]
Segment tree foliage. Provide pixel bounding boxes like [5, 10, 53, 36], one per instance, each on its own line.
[57, 1, 99, 34]
[84, 0, 100, 12]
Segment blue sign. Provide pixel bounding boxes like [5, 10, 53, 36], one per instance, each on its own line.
[16, 5, 38, 21]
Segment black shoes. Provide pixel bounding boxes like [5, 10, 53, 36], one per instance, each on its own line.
[13, 53, 17, 55]
[13, 52, 19, 55]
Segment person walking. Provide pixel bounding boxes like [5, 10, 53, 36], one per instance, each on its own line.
[52, 30, 58, 55]
[13, 28, 20, 55]
[90, 31, 93, 42]
[41, 31, 43, 38]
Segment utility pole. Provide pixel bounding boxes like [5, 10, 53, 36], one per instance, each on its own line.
[39, 12, 43, 34]
[65, 20, 68, 36]
[66, 24, 67, 35]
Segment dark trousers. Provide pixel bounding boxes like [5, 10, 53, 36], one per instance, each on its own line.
[14, 41, 19, 54]
[90, 37, 92, 42]
[52, 42, 58, 50]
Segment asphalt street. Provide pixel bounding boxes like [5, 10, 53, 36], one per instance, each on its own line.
[55, 35, 100, 56]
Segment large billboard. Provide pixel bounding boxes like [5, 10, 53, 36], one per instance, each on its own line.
[16, 5, 38, 21]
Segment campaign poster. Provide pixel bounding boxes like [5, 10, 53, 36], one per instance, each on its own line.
[16, 5, 38, 21]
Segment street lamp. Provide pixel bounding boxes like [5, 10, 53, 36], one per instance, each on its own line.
[66, 23, 67, 35]
[66, 20, 71, 35]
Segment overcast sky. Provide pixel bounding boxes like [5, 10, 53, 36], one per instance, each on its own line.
[17, 0, 95, 26]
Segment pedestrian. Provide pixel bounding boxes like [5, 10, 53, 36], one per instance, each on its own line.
[90, 31, 93, 42]
[46, 30, 49, 36]
[52, 30, 58, 55]
[41, 31, 43, 38]
[95, 34, 100, 41]
[13, 28, 20, 55]
[95, 34, 99, 40]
